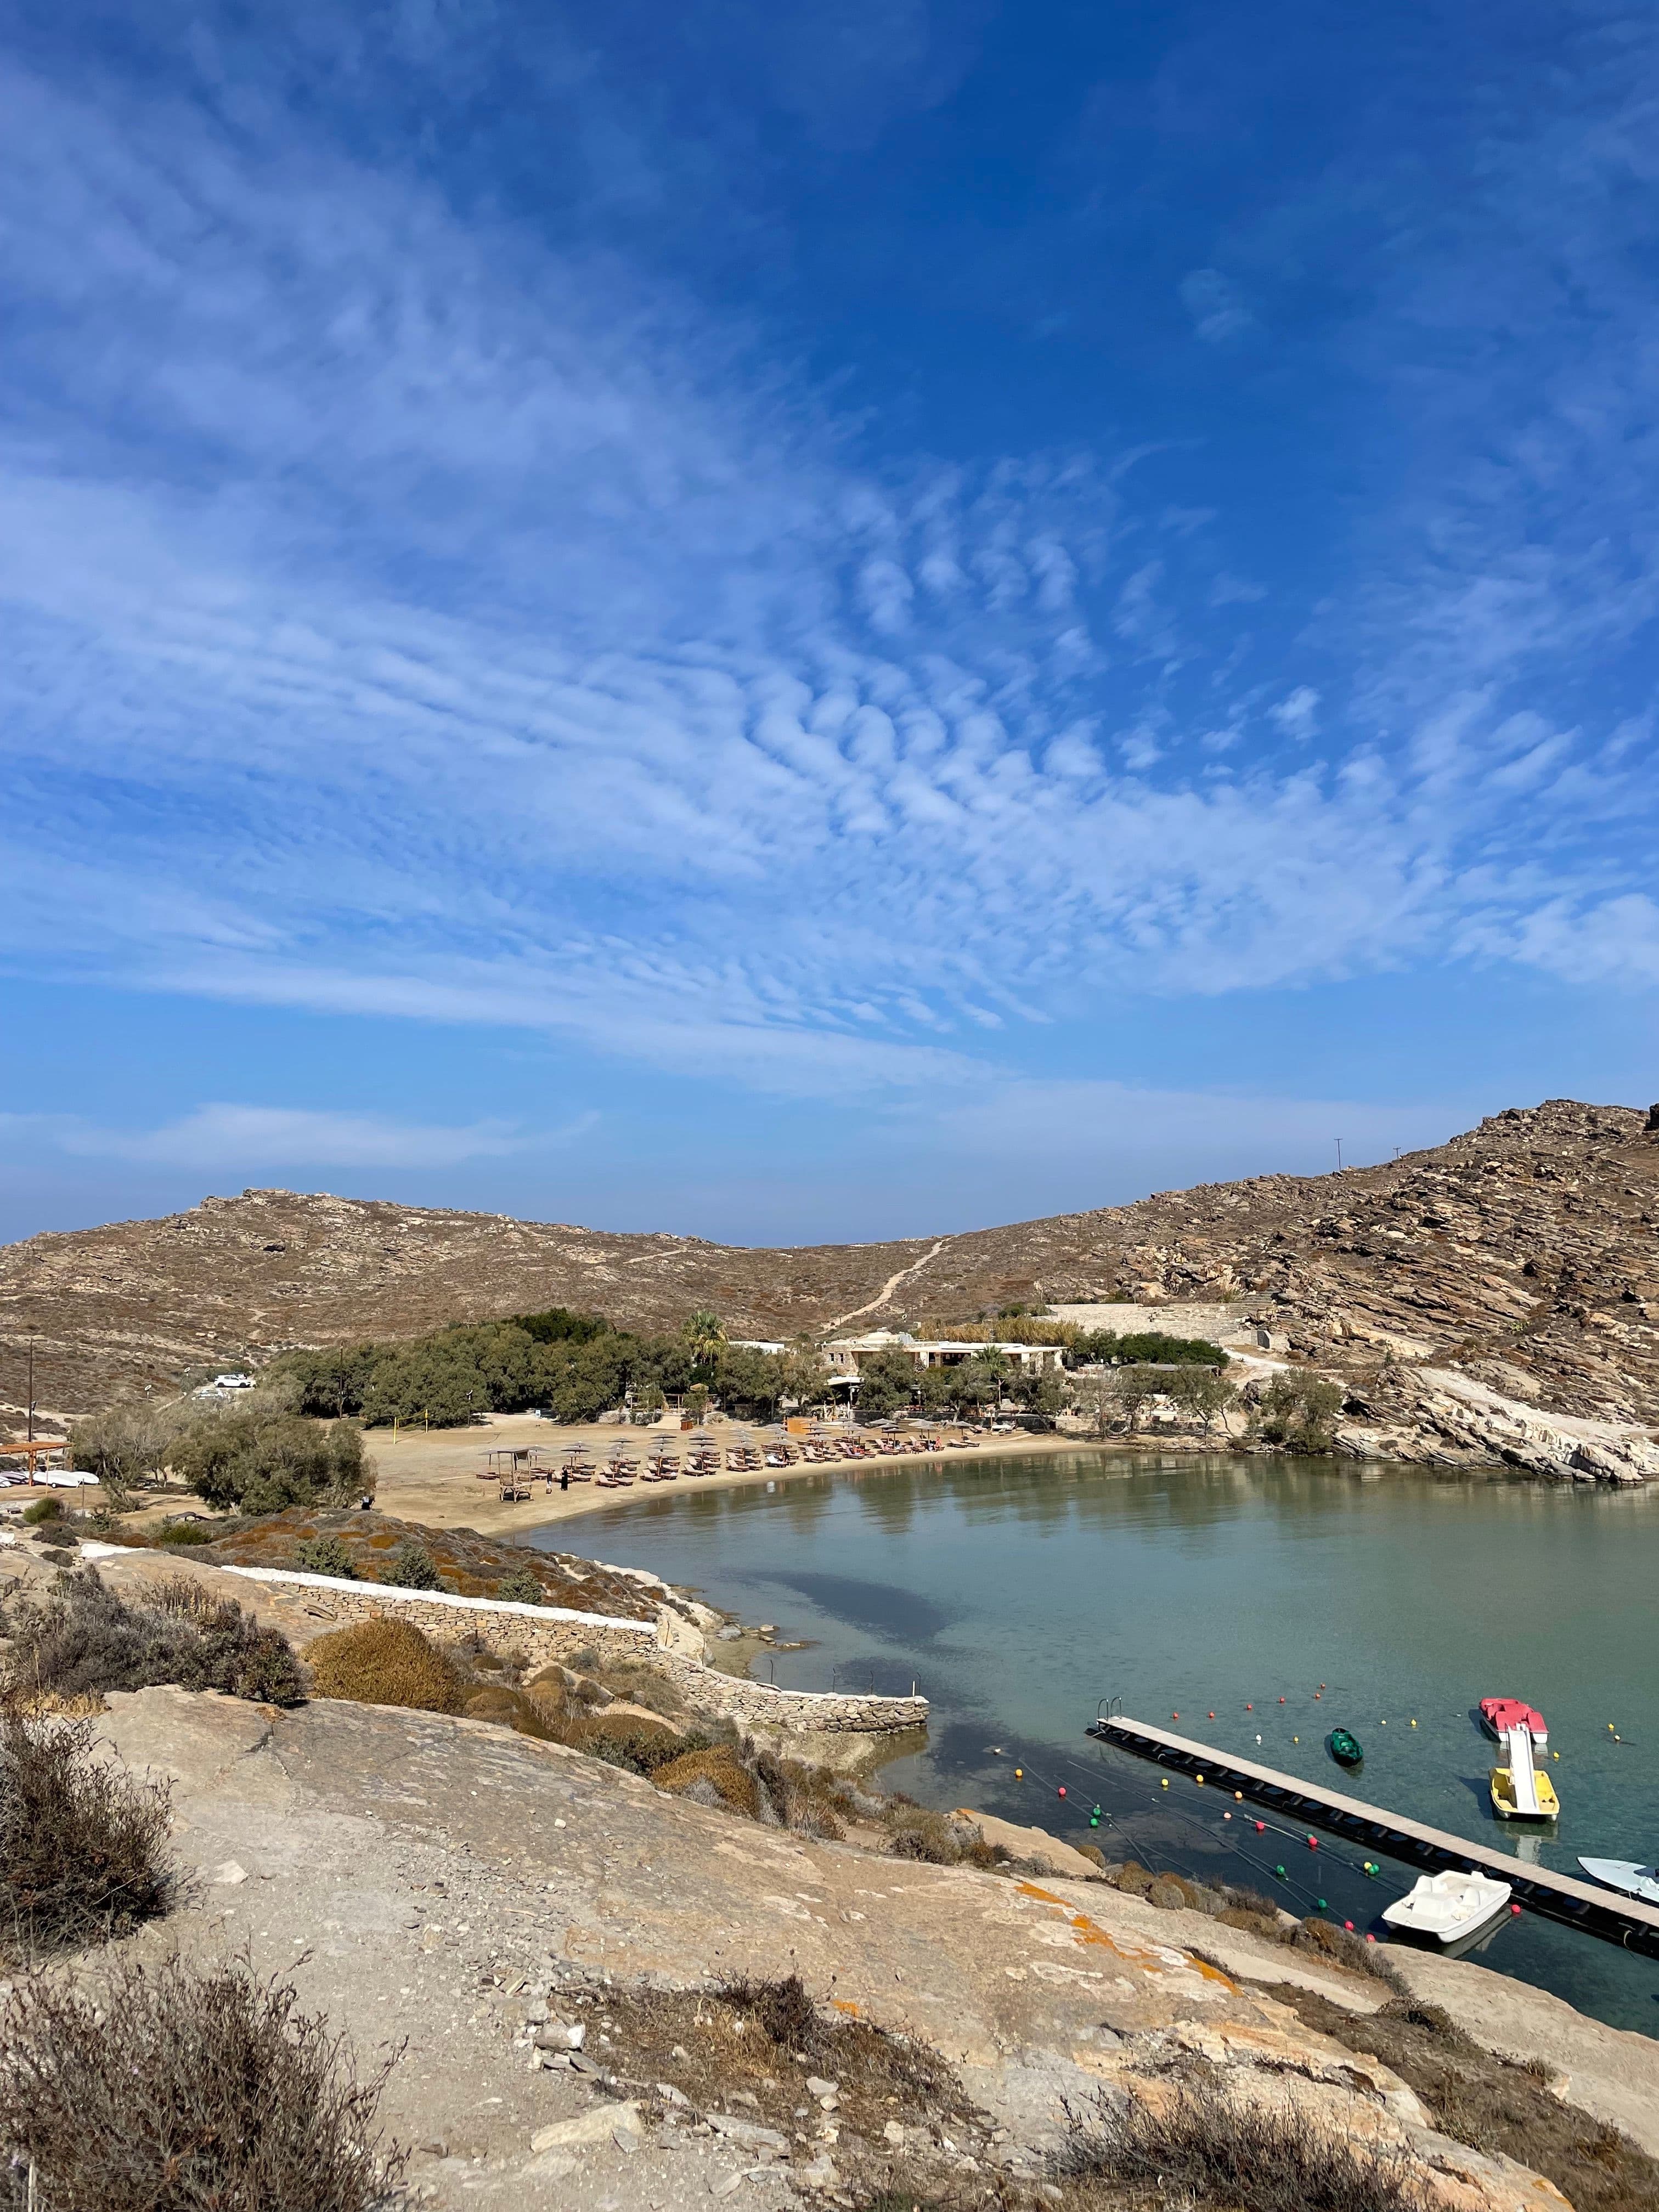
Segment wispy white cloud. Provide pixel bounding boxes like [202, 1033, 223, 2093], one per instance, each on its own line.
[1178, 268, 1256, 345]
[0, 14, 1655, 1137]
[4, 1104, 584, 1171]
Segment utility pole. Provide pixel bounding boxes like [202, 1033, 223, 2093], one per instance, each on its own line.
[25, 1328, 37, 1442]
[1334, 1138, 1344, 1172]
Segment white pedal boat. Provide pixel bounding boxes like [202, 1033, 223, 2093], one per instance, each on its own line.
[1578, 1858, 1659, 1906]
[1381, 1870, 1513, 1944]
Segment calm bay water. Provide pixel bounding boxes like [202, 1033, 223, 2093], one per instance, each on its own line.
[533, 1450, 1659, 2034]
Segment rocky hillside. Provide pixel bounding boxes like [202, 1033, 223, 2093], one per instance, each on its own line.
[3, 1097, 1657, 1421]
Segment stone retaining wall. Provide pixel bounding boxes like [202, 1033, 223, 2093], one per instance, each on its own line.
[209, 1563, 928, 1736]
[212, 1563, 657, 1672]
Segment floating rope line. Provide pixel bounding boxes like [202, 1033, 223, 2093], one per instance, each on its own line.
[989, 1736, 1413, 1920]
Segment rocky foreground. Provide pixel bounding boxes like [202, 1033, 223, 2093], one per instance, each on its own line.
[70, 1681, 1659, 2212]
[3, 1099, 1657, 1435]
[1, 1522, 1655, 2212]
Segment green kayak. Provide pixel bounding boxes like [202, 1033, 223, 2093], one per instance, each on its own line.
[1326, 1727, 1364, 1768]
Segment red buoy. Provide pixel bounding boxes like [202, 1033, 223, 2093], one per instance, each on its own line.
[1307, 1836, 1318, 1849]
[1344, 1921, 1354, 1932]
[1057, 1785, 1066, 1798]
[1254, 1820, 1265, 1832]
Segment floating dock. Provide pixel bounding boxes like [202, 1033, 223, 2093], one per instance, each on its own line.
[1087, 1712, 1659, 1957]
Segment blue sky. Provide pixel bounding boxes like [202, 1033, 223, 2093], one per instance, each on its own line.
[2, 0, 1656, 1247]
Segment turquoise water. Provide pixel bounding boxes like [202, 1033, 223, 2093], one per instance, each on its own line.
[534, 1451, 1659, 2035]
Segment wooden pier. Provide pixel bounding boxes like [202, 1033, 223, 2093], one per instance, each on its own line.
[1087, 1712, 1659, 1957]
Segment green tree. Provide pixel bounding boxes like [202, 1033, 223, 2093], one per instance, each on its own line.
[780, 1346, 831, 1412]
[172, 1412, 368, 1514]
[854, 1350, 920, 1420]
[1070, 1373, 1115, 1439]
[67, 1403, 185, 1506]
[713, 1347, 789, 1421]
[629, 1379, 666, 1425]
[1011, 1364, 1069, 1425]
[1167, 1365, 1237, 1439]
[683, 1310, 727, 1371]
[1110, 1367, 1163, 1434]
[1252, 1372, 1344, 1454]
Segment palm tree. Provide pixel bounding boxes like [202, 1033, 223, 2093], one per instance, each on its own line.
[683, 1310, 727, 1368]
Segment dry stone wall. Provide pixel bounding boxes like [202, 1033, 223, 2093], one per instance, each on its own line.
[212, 1562, 929, 1736]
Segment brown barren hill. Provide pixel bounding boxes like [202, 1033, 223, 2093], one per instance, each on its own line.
[3, 1097, 1657, 1420]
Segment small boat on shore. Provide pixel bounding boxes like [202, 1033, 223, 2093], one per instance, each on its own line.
[1326, 1727, 1364, 1768]
[1480, 1696, 1547, 1748]
[1383, 1869, 1512, 1945]
[1577, 1858, 1659, 1905]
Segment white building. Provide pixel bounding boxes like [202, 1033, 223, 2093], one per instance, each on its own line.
[822, 1329, 1065, 1376]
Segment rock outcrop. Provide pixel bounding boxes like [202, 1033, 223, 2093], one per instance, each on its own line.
[79, 1681, 1615, 2211]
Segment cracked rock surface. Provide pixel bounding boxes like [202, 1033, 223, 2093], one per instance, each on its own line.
[66, 1685, 1652, 2209]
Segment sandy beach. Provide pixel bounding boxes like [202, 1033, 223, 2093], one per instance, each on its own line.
[360, 1414, 1136, 1543]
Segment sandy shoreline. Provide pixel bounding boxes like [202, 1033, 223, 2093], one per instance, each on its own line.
[362, 1415, 1156, 1543]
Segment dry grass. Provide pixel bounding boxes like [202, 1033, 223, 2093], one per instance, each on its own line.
[0, 1953, 406, 2211]
[570, 1973, 995, 2203]
[304, 1617, 464, 1713]
[1259, 1984, 1659, 2212]
[1056, 2077, 1432, 2212]
[0, 1710, 175, 1965]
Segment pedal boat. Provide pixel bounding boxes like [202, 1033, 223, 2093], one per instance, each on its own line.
[1490, 1764, 1559, 1821]
[1382, 1869, 1513, 1945]
[1480, 1697, 1547, 1748]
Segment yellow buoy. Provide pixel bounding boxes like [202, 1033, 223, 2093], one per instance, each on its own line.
[1160, 1778, 1169, 1789]
[1195, 1774, 1204, 1786]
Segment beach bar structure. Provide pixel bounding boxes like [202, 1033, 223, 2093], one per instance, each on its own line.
[1088, 1711, 1659, 1959]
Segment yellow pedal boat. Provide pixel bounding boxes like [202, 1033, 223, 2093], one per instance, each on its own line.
[1489, 1764, 1559, 1821]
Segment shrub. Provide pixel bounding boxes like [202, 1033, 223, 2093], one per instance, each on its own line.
[581, 1711, 701, 1776]
[1, 1568, 305, 1707]
[0, 1711, 174, 1963]
[304, 1618, 464, 1714]
[652, 1744, 762, 1819]
[20, 1497, 61, 1526]
[494, 1563, 544, 1605]
[172, 1410, 368, 1515]
[295, 1533, 358, 1580]
[0, 1953, 405, 2211]
[1058, 2076, 1431, 2212]
[156, 1519, 213, 1545]
[378, 1540, 441, 1590]
[714, 1973, 817, 2050]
